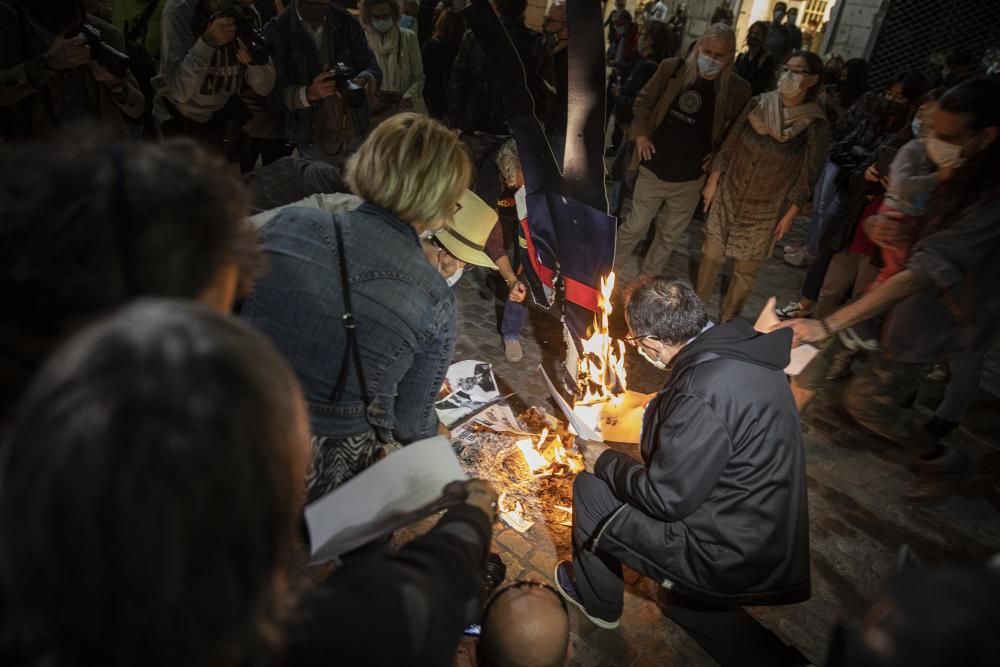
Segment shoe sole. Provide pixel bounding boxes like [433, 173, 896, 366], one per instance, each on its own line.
[552, 562, 621, 630]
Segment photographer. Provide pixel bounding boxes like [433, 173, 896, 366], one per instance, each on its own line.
[265, 0, 382, 165]
[153, 0, 275, 154]
[0, 0, 144, 140]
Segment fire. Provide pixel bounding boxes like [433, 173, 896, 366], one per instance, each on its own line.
[514, 429, 583, 477]
[577, 273, 627, 406]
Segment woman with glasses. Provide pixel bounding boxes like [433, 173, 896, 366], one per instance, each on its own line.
[696, 50, 830, 322]
[241, 113, 471, 501]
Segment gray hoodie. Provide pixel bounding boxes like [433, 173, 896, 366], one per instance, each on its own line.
[153, 0, 275, 124]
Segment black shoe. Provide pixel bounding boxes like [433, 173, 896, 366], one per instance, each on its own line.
[553, 560, 621, 629]
[904, 448, 970, 504]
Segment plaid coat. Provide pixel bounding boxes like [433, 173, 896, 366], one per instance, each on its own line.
[705, 96, 829, 261]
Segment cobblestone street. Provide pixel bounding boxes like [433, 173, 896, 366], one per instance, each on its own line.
[448, 213, 1000, 666]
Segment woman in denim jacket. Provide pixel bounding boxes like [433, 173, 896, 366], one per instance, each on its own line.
[241, 113, 471, 501]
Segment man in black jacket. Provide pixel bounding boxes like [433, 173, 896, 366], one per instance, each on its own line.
[554, 278, 811, 667]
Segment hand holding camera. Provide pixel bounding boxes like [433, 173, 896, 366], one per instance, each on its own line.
[45, 34, 91, 71]
[203, 15, 237, 47]
[307, 71, 337, 102]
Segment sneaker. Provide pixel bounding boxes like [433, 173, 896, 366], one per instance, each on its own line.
[783, 248, 814, 267]
[904, 448, 970, 504]
[504, 339, 523, 363]
[838, 327, 880, 352]
[783, 243, 804, 255]
[553, 560, 621, 630]
[776, 300, 814, 320]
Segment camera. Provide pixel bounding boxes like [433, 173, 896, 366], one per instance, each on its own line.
[215, 4, 273, 66]
[330, 62, 367, 108]
[464, 552, 507, 637]
[80, 24, 131, 79]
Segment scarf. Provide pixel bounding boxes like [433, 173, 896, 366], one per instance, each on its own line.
[748, 90, 826, 143]
[364, 25, 403, 93]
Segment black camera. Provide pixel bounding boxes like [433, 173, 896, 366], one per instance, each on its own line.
[482, 552, 507, 598]
[330, 62, 367, 108]
[80, 24, 131, 79]
[216, 5, 273, 66]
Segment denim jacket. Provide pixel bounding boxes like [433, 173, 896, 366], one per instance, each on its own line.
[241, 204, 456, 442]
[264, 3, 381, 148]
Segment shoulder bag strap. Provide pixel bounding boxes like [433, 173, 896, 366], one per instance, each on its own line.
[330, 214, 372, 409]
[126, 0, 162, 43]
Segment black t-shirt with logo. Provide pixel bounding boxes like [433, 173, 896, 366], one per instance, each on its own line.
[644, 75, 716, 182]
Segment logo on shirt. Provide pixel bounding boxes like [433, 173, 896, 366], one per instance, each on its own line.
[678, 90, 703, 114]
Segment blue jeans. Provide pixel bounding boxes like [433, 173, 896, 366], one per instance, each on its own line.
[805, 160, 841, 256]
[501, 300, 527, 341]
[800, 190, 845, 302]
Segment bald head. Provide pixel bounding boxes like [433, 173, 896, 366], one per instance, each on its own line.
[480, 584, 571, 667]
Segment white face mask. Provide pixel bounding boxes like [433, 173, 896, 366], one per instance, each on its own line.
[923, 136, 966, 169]
[778, 70, 804, 97]
[372, 17, 395, 33]
[445, 267, 464, 287]
[637, 344, 669, 370]
[697, 53, 724, 78]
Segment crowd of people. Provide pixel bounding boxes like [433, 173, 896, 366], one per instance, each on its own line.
[1, 0, 999, 665]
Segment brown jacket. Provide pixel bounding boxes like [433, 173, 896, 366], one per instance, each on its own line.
[628, 57, 752, 171]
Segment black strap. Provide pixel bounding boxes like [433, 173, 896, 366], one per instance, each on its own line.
[125, 0, 162, 44]
[330, 214, 372, 409]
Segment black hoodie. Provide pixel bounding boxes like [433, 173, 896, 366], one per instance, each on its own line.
[593, 319, 811, 606]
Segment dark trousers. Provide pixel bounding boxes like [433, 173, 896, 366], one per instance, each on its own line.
[572, 472, 807, 667]
[238, 133, 294, 175]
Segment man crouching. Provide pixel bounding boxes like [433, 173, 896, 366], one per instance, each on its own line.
[555, 278, 811, 667]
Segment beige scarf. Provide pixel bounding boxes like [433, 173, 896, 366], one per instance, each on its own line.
[748, 90, 826, 143]
[365, 25, 404, 93]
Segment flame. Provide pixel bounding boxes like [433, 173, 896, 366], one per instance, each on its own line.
[577, 272, 628, 406]
[515, 438, 549, 475]
[514, 430, 584, 477]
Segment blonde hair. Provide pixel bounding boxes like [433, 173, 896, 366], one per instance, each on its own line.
[684, 22, 737, 91]
[495, 139, 522, 189]
[346, 113, 472, 233]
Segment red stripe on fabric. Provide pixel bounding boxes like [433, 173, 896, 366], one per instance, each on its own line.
[564, 276, 600, 312]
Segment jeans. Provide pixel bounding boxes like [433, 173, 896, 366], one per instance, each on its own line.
[936, 346, 988, 423]
[800, 191, 845, 302]
[500, 300, 527, 341]
[805, 160, 841, 256]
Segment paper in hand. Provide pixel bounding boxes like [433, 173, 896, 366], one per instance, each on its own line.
[537, 365, 602, 441]
[305, 436, 467, 563]
[755, 297, 820, 376]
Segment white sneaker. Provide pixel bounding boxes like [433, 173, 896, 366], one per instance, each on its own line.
[504, 339, 523, 363]
[776, 300, 813, 320]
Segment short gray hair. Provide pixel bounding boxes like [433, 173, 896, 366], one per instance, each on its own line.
[625, 278, 708, 345]
[495, 139, 522, 189]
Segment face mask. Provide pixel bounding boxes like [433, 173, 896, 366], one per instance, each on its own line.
[910, 118, 923, 138]
[924, 137, 966, 169]
[773, 10, 785, 21]
[445, 267, 464, 287]
[399, 14, 416, 30]
[371, 18, 395, 33]
[778, 70, 804, 97]
[697, 53, 724, 77]
[637, 344, 668, 370]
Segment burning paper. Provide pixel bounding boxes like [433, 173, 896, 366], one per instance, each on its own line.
[577, 273, 628, 404]
[436, 360, 501, 426]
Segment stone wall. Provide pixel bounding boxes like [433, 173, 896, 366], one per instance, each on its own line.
[823, 0, 885, 59]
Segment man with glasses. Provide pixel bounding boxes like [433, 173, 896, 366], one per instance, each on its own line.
[476, 580, 572, 667]
[554, 277, 812, 666]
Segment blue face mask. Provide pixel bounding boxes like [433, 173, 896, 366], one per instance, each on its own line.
[697, 53, 724, 78]
[399, 15, 416, 30]
[372, 17, 395, 33]
[911, 117, 922, 138]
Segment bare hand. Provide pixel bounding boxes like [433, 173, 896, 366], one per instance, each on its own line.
[863, 210, 908, 250]
[47, 34, 90, 70]
[577, 438, 611, 474]
[352, 76, 372, 95]
[702, 177, 718, 212]
[462, 479, 499, 520]
[89, 61, 122, 86]
[775, 215, 794, 241]
[635, 135, 655, 161]
[864, 164, 881, 183]
[306, 71, 337, 102]
[203, 16, 237, 47]
[235, 37, 252, 65]
[775, 318, 828, 346]
[701, 152, 713, 173]
[508, 280, 528, 303]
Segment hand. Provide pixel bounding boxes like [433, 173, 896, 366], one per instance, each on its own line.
[635, 135, 655, 161]
[610, 83, 620, 97]
[46, 34, 90, 70]
[863, 210, 908, 250]
[462, 479, 499, 520]
[235, 37, 252, 65]
[89, 61, 123, 86]
[202, 15, 237, 47]
[775, 318, 829, 346]
[508, 280, 527, 303]
[864, 164, 881, 183]
[306, 71, 337, 102]
[576, 438, 611, 474]
[775, 214, 794, 241]
[352, 76, 372, 95]
[701, 152, 714, 173]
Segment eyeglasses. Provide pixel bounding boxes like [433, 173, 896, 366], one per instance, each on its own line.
[780, 66, 810, 76]
[624, 333, 658, 347]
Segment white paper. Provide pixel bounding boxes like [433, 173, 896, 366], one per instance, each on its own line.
[436, 360, 501, 426]
[754, 297, 821, 376]
[537, 365, 603, 442]
[472, 404, 521, 433]
[501, 511, 535, 533]
[305, 436, 467, 562]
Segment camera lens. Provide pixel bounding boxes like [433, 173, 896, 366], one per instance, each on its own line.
[483, 552, 507, 598]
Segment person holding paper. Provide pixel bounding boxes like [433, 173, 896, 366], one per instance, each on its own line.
[553, 278, 811, 667]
